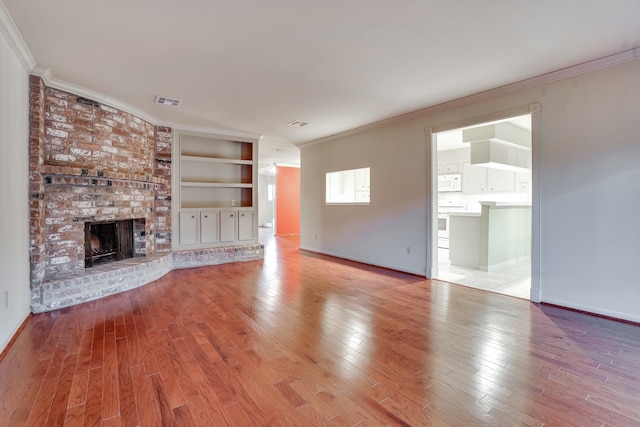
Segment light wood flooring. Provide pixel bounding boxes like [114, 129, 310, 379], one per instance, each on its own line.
[1, 231, 640, 426]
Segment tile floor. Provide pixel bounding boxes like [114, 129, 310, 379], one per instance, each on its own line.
[436, 248, 531, 299]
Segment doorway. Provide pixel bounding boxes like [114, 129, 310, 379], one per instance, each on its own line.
[432, 114, 533, 299]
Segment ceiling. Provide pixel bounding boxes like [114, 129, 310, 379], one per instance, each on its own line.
[3, 1, 639, 168]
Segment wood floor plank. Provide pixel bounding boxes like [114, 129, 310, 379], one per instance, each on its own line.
[83, 367, 104, 426]
[115, 337, 139, 427]
[129, 364, 160, 427]
[102, 330, 119, 420]
[67, 327, 94, 407]
[45, 353, 78, 426]
[2, 231, 640, 425]
[63, 404, 85, 426]
[25, 379, 59, 427]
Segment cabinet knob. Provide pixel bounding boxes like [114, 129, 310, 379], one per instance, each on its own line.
[241, 213, 244, 217]
[191, 215, 195, 219]
[204, 215, 208, 218]
[230, 214, 234, 217]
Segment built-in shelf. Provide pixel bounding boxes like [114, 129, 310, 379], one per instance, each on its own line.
[173, 130, 259, 251]
[181, 155, 253, 165]
[180, 182, 253, 188]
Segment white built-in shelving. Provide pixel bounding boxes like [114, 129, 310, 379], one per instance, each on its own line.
[173, 130, 259, 249]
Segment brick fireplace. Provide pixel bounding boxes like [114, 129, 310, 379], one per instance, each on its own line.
[28, 76, 263, 313]
[29, 76, 173, 312]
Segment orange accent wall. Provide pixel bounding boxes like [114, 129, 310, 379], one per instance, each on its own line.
[275, 166, 300, 235]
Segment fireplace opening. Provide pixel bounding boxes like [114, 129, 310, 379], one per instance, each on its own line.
[84, 220, 134, 267]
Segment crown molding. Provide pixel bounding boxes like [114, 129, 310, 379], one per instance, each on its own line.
[32, 67, 159, 125]
[0, 1, 36, 72]
[169, 124, 262, 142]
[299, 47, 640, 150]
[31, 66, 264, 140]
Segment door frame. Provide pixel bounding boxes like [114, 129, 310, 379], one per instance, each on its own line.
[426, 103, 541, 302]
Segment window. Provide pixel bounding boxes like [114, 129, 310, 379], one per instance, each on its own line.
[326, 167, 370, 204]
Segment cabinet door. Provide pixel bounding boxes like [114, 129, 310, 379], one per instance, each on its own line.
[462, 162, 487, 194]
[488, 168, 515, 193]
[516, 171, 531, 193]
[179, 211, 198, 245]
[355, 168, 370, 191]
[238, 211, 254, 241]
[444, 163, 459, 173]
[200, 211, 219, 244]
[220, 210, 237, 242]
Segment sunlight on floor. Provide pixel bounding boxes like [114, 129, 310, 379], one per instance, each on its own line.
[436, 248, 530, 299]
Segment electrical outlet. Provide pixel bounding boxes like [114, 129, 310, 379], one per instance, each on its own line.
[315, 233, 318, 240]
[231, 200, 236, 206]
[4, 291, 7, 308]
[406, 246, 411, 255]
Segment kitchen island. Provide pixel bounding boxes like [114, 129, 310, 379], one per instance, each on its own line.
[449, 202, 531, 271]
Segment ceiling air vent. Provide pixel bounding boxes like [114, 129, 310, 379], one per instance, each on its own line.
[288, 120, 309, 127]
[154, 96, 183, 107]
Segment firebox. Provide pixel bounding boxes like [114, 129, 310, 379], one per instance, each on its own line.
[84, 220, 134, 267]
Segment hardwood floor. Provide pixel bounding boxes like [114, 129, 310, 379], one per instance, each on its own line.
[2, 232, 640, 426]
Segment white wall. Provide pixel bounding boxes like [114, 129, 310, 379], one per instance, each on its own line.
[301, 58, 640, 322]
[0, 27, 31, 353]
[301, 122, 429, 275]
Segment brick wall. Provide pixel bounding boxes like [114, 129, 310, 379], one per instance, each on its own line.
[44, 89, 155, 174]
[29, 80, 172, 290]
[29, 76, 46, 307]
[153, 126, 172, 252]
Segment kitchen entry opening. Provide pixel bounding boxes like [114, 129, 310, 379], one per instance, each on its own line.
[84, 219, 138, 267]
[433, 114, 532, 300]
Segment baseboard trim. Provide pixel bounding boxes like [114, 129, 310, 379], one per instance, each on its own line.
[299, 246, 426, 277]
[0, 313, 32, 363]
[541, 298, 640, 324]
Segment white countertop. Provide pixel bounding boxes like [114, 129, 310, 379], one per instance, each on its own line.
[448, 211, 481, 217]
[480, 201, 532, 208]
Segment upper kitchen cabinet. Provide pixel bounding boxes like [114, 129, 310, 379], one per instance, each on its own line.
[173, 130, 259, 250]
[462, 162, 517, 194]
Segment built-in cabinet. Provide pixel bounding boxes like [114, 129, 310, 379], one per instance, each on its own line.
[462, 162, 519, 194]
[173, 130, 259, 250]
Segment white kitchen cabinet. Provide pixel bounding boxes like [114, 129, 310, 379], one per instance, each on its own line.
[437, 163, 460, 175]
[179, 211, 198, 245]
[173, 130, 259, 249]
[462, 162, 516, 194]
[238, 211, 254, 241]
[444, 163, 459, 173]
[354, 168, 370, 203]
[516, 171, 531, 193]
[200, 211, 219, 244]
[487, 168, 515, 193]
[355, 168, 370, 191]
[462, 162, 488, 194]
